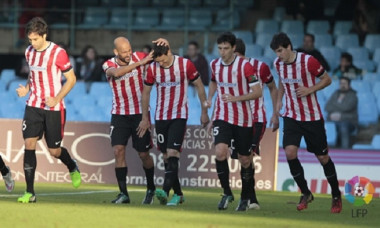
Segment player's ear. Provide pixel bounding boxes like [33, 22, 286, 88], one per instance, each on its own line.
[113, 48, 118, 56]
[232, 45, 236, 52]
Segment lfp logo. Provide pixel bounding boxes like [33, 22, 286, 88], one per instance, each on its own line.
[345, 176, 375, 206]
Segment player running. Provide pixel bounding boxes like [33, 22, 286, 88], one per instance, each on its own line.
[16, 17, 81, 203]
[102, 37, 156, 204]
[270, 32, 342, 213]
[206, 32, 262, 211]
[137, 41, 209, 206]
[0, 155, 15, 192]
[233, 38, 279, 210]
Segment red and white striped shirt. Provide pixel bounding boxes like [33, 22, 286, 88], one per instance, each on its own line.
[145, 55, 199, 120]
[25, 42, 72, 111]
[210, 55, 259, 127]
[248, 58, 273, 123]
[103, 52, 146, 115]
[274, 52, 325, 121]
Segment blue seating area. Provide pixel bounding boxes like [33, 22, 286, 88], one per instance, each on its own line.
[61, 1, 247, 31]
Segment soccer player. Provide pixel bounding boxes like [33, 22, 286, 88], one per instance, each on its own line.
[0, 155, 14, 192]
[102, 37, 156, 204]
[137, 42, 209, 206]
[16, 17, 81, 203]
[206, 32, 262, 211]
[270, 32, 342, 213]
[233, 38, 279, 210]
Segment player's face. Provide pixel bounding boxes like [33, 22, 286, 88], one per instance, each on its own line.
[154, 55, 170, 67]
[274, 45, 292, 63]
[28, 32, 46, 51]
[218, 42, 235, 63]
[116, 42, 132, 64]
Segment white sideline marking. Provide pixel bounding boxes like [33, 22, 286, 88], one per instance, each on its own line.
[0, 189, 145, 198]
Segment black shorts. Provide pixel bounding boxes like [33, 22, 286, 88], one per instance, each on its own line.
[282, 117, 328, 155]
[155, 119, 187, 153]
[22, 106, 66, 148]
[110, 114, 152, 152]
[213, 120, 253, 158]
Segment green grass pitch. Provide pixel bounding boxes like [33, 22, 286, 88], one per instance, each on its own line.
[0, 182, 378, 228]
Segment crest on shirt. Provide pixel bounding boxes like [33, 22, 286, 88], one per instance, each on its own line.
[248, 75, 258, 83]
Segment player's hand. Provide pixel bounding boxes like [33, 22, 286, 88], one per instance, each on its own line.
[137, 118, 151, 138]
[200, 112, 210, 128]
[206, 121, 213, 136]
[16, 84, 29, 97]
[140, 51, 153, 65]
[152, 38, 170, 48]
[203, 99, 212, 108]
[221, 94, 235, 103]
[296, 86, 312, 97]
[45, 96, 60, 107]
[270, 114, 279, 132]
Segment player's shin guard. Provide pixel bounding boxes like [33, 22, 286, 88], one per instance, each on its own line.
[322, 158, 341, 197]
[115, 167, 128, 196]
[241, 164, 253, 200]
[165, 161, 182, 196]
[143, 166, 155, 191]
[0, 155, 9, 176]
[163, 157, 179, 196]
[24, 150, 36, 194]
[58, 147, 76, 172]
[216, 159, 232, 196]
[287, 158, 310, 195]
[249, 163, 259, 204]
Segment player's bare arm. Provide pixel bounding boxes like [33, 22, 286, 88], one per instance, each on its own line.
[267, 80, 279, 131]
[16, 75, 31, 97]
[275, 81, 285, 116]
[137, 84, 152, 138]
[206, 80, 217, 108]
[192, 77, 210, 127]
[296, 72, 332, 97]
[107, 52, 153, 78]
[46, 69, 76, 107]
[221, 82, 262, 103]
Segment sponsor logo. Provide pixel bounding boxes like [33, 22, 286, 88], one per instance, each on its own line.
[29, 65, 47, 71]
[281, 78, 302, 84]
[173, 142, 181, 146]
[345, 176, 374, 206]
[55, 141, 61, 145]
[159, 82, 180, 87]
[217, 82, 237, 87]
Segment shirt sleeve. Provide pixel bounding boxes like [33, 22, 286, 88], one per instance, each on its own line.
[259, 62, 273, 84]
[55, 49, 72, 73]
[187, 60, 200, 82]
[307, 56, 325, 78]
[102, 60, 117, 73]
[244, 62, 259, 87]
[144, 64, 155, 86]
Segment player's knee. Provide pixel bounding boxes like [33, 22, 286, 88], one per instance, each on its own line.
[215, 143, 228, 161]
[284, 146, 298, 160]
[48, 148, 61, 158]
[317, 155, 329, 165]
[167, 149, 180, 158]
[138, 152, 150, 161]
[24, 138, 38, 150]
[239, 155, 251, 168]
[113, 146, 125, 158]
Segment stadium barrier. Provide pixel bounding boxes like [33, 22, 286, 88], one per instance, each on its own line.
[277, 148, 380, 198]
[0, 119, 278, 190]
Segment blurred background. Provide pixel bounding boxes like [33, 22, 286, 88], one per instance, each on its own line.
[0, 0, 380, 150]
